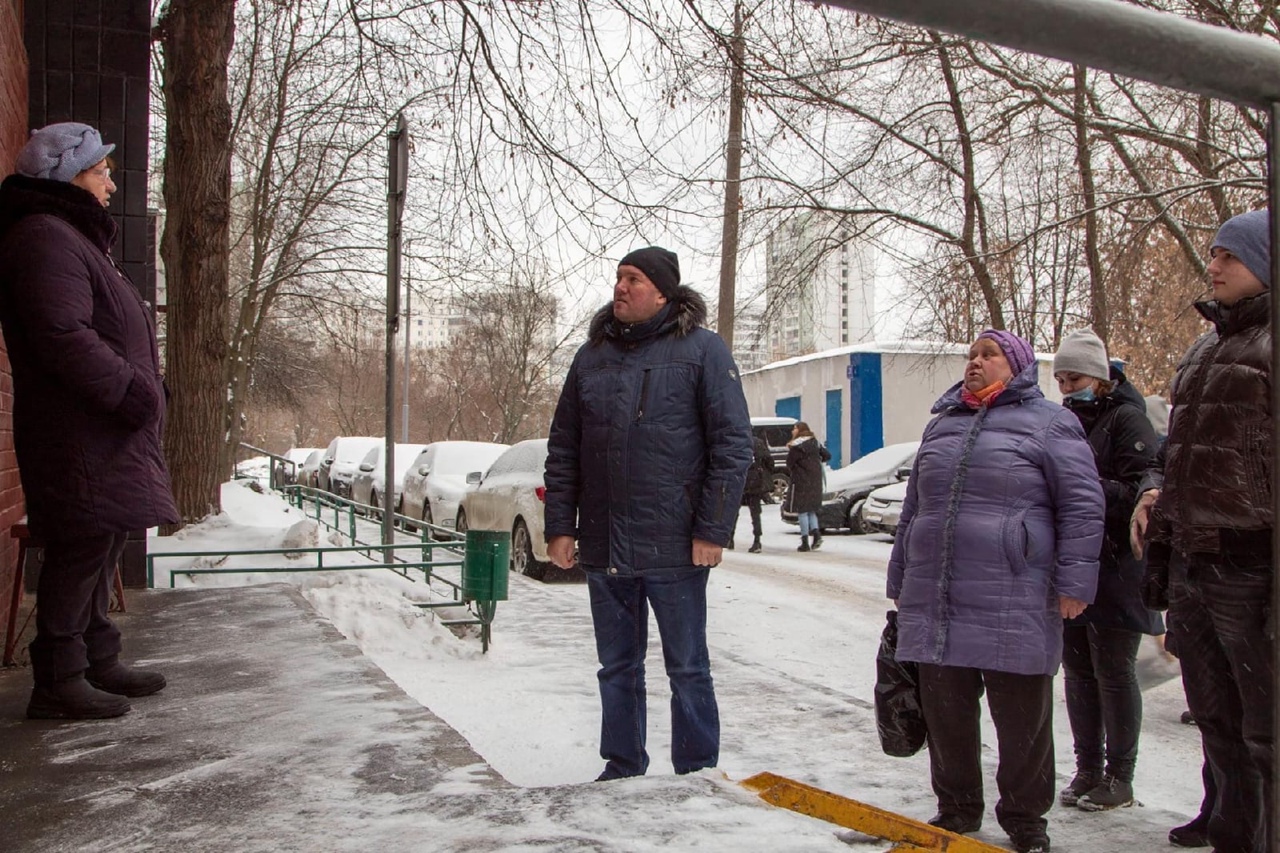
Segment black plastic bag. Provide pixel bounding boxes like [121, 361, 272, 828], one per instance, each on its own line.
[874, 610, 927, 757]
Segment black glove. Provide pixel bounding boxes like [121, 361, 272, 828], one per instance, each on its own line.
[1141, 541, 1171, 611]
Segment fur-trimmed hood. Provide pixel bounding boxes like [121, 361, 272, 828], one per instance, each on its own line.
[587, 285, 709, 344]
[0, 174, 116, 253]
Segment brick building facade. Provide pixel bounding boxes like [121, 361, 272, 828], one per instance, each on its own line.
[0, 0, 29, 632]
[0, 0, 155, 603]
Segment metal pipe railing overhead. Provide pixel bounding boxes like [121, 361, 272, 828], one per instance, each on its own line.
[818, 1, 1280, 850]
[819, 0, 1280, 110]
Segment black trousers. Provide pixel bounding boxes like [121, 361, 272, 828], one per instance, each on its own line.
[736, 496, 763, 539]
[918, 664, 1055, 837]
[1062, 624, 1144, 782]
[1170, 557, 1273, 853]
[28, 532, 127, 685]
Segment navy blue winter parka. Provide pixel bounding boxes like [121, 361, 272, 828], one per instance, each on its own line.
[544, 287, 752, 575]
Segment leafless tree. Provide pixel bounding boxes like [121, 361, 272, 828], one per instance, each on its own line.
[154, 0, 235, 530]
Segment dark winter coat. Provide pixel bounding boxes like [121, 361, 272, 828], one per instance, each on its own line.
[887, 361, 1104, 676]
[0, 175, 178, 538]
[544, 287, 752, 576]
[1142, 294, 1272, 560]
[785, 436, 829, 514]
[743, 436, 775, 500]
[1063, 368, 1164, 635]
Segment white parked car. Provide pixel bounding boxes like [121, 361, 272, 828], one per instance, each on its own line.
[350, 443, 428, 515]
[297, 449, 325, 489]
[281, 447, 322, 485]
[860, 479, 908, 537]
[400, 441, 510, 537]
[318, 436, 382, 498]
[456, 439, 556, 580]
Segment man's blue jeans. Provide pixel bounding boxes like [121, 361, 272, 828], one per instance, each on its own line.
[587, 568, 719, 778]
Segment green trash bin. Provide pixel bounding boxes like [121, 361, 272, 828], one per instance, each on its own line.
[462, 529, 510, 601]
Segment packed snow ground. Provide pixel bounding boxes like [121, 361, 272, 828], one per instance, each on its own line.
[149, 480, 1209, 852]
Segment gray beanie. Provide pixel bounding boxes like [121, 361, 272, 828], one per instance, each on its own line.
[1212, 209, 1270, 288]
[1053, 328, 1109, 380]
[15, 122, 115, 183]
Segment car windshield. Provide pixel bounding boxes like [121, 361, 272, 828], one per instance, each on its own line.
[433, 443, 509, 476]
[390, 445, 427, 481]
[336, 438, 380, 463]
[825, 442, 919, 490]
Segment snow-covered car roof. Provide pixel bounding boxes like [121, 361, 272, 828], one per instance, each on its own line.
[824, 441, 919, 492]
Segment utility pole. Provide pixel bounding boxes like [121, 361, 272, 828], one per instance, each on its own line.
[384, 114, 408, 550]
[716, 0, 746, 347]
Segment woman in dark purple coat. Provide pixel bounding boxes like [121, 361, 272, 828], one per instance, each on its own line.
[887, 329, 1104, 853]
[0, 123, 178, 720]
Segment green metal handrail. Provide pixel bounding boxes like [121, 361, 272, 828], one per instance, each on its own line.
[149, 486, 508, 650]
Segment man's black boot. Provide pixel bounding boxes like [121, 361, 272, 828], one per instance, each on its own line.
[748, 537, 762, 553]
[811, 532, 824, 550]
[28, 675, 131, 720]
[87, 656, 167, 697]
[797, 535, 810, 552]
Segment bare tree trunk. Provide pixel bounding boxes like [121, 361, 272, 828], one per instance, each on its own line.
[932, 32, 1004, 330]
[1073, 64, 1107, 344]
[717, 1, 746, 347]
[156, 0, 235, 530]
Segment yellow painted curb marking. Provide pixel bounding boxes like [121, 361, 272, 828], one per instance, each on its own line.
[740, 772, 1009, 852]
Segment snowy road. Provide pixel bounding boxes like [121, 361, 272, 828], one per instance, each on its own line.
[165, 484, 1212, 852]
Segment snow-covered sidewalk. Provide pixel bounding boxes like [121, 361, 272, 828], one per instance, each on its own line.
[1, 481, 1211, 852]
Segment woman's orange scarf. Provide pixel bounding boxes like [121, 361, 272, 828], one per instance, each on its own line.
[960, 379, 1006, 409]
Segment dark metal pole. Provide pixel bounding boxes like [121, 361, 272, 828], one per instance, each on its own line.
[819, 0, 1280, 110]
[1271, 103, 1280, 853]
[385, 114, 408, 552]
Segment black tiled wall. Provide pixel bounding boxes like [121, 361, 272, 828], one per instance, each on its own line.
[24, 0, 154, 306]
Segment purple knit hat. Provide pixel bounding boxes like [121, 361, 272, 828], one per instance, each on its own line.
[978, 328, 1035, 377]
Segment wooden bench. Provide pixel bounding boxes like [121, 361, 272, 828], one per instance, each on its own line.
[2, 522, 126, 667]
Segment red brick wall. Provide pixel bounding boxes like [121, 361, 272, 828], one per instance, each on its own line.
[0, 0, 27, 615]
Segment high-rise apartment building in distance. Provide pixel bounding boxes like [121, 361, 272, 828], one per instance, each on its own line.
[405, 288, 472, 349]
[764, 212, 876, 361]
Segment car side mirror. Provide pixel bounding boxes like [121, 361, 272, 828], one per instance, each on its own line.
[895, 466, 912, 480]
[359, 463, 374, 473]
[322, 458, 334, 466]
[465, 471, 482, 485]
[417, 465, 429, 476]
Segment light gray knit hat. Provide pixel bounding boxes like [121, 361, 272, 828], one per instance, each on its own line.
[15, 122, 115, 183]
[1053, 328, 1109, 380]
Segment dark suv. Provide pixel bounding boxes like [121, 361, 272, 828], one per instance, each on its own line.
[750, 416, 797, 500]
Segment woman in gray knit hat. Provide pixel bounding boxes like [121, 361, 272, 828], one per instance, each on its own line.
[1052, 329, 1162, 813]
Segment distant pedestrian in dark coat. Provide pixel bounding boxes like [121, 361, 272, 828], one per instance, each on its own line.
[0, 123, 177, 720]
[1052, 329, 1163, 813]
[785, 422, 829, 552]
[887, 329, 1104, 853]
[737, 435, 774, 553]
[544, 246, 752, 780]
[1131, 209, 1274, 853]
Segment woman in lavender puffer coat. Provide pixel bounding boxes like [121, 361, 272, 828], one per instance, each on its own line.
[886, 329, 1104, 853]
